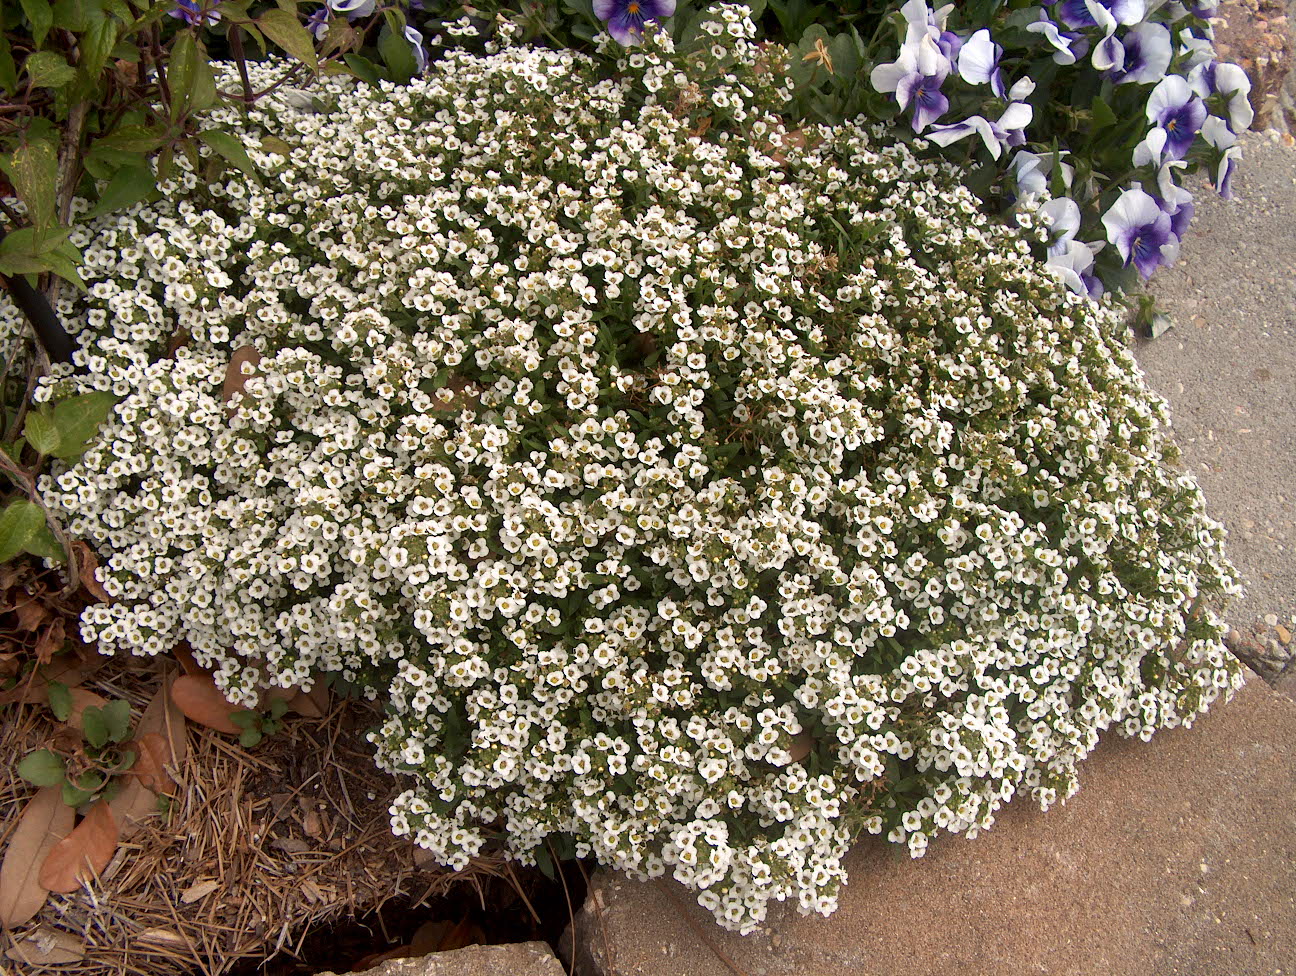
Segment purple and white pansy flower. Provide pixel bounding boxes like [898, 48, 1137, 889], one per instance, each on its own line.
[1145, 76, 1208, 158]
[926, 78, 1034, 159]
[958, 29, 1006, 97]
[325, 0, 375, 18]
[1111, 22, 1173, 85]
[593, 0, 676, 46]
[404, 26, 427, 73]
[1025, 14, 1079, 65]
[170, 0, 222, 26]
[1055, 0, 1145, 30]
[1046, 239, 1105, 298]
[871, 35, 953, 133]
[1102, 186, 1180, 278]
[1190, 61, 1254, 132]
[1040, 197, 1082, 256]
[1201, 115, 1242, 199]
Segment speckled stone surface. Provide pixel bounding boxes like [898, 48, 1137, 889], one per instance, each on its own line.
[567, 678, 1296, 976]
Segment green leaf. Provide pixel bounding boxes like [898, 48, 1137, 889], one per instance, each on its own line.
[229, 710, 257, 729]
[93, 124, 168, 153]
[77, 11, 119, 88]
[198, 130, 258, 179]
[1090, 95, 1117, 132]
[24, 51, 77, 89]
[0, 499, 46, 563]
[20, 0, 55, 47]
[258, 9, 318, 71]
[61, 782, 94, 807]
[342, 54, 381, 86]
[100, 698, 132, 742]
[167, 31, 199, 120]
[82, 705, 109, 749]
[377, 25, 416, 85]
[24, 409, 61, 455]
[50, 390, 117, 460]
[4, 139, 58, 232]
[0, 36, 18, 95]
[84, 164, 156, 221]
[239, 728, 263, 747]
[18, 749, 67, 787]
[38, 246, 88, 293]
[47, 680, 72, 721]
[533, 843, 555, 880]
[24, 521, 65, 563]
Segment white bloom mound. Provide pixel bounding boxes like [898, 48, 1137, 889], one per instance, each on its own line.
[28, 8, 1239, 933]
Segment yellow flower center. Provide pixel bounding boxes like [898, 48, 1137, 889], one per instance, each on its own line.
[628, 1, 640, 12]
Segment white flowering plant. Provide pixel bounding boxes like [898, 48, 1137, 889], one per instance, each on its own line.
[17, 6, 1240, 933]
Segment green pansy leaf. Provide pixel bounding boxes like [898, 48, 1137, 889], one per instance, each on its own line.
[61, 782, 94, 807]
[0, 36, 18, 95]
[198, 130, 258, 179]
[167, 31, 198, 120]
[377, 25, 416, 85]
[1090, 95, 1117, 131]
[258, 9, 318, 71]
[18, 749, 66, 787]
[93, 124, 168, 154]
[23, 519, 62, 563]
[342, 54, 381, 86]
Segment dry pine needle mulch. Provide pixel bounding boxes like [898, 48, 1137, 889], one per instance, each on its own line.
[1, 650, 510, 976]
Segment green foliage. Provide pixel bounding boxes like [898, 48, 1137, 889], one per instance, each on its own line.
[228, 696, 289, 748]
[17, 689, 138, 807]
[0, 499, 61, 563]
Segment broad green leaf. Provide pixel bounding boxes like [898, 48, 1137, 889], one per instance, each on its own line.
[100, 699, 132, 742]
[258, 9, 318, 71]
[23, 51, 77, 90]
[60, 782, 94, 807]
[40, 244, 88, 293]
[77, 12, 119, 90]
[377, 25, 416, 85]
[3, 140, 58, 232]
[0, 499, 46, 562]
[47, 681, 72, 721]
[167, 32, 198, 120]
[82, 706, 109, 749]
[1090, 95, 1117, 132]
[24, 521, 64, 563]
[238, 728, 262, 748]
[343, 54, 381, 86]
[20, 0, 54, 47]
[83, 164, 156, 221]
[198, 130, 258, 179]
[51, 0, 91, 31]
[0, 36, 17, 95]
[50, 391, 117, 459]
[18, 750, 66, 787]
[190, 50, 218, 114]
[93, 124, 168, 153]
[24, 410, 61, 455]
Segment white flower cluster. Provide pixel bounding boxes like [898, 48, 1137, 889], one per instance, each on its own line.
[15, 5, 1240, 933]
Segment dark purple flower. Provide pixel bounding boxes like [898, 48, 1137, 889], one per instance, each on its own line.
[593, 0, 676, 46]
[170, 0, 221, 26]
[1054, 0, 1144, 29]
[897, 70, 951, 133]
[1102, 187, 1179, 279]
[305, 8, 330, 40]
[1146, 77, 1207, 159]
[937, 30, 962, 62]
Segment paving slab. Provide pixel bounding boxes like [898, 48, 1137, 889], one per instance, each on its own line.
[320, 942, 566, 976]
[567, 677, 1296, 976]
[1141, 131, 1296, 662]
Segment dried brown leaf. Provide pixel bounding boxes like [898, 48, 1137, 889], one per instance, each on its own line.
[32, 618, 66, 664]
[70, 541, 112, 603]
[171, 641, 203, 677]
[170, 674, 242, 735]
[179, 879, 220, 904]
[0, 787, 75, 929]
[133, 678, 187, 773]
[4, 925, 86, 965]
[13, 599, 50, 633]
[106, 777, 158, 838]
[127, 732, 176, 793]
[37, 800, 119, 894]
[222, 345, 262, 412]
[65, 687, 108, 730]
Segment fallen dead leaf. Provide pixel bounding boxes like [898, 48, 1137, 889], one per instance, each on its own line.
[170, 673, 242, 735]
[65, 687, 108, 730]
[137, 928, 186, 946]
[222, 345, 262, 412]
[170, 641, 204, 677]
[127, 732, 176, 793]
[179, 879, 220, 904]
[0, 787, 75, 929]
[13, 599, 50, 633]
[38, 800, 119, 894]
[33, 618, 66, 664]
[70, 542, 112, 603]
[106, 777, 160, 838]
[4, 925, 86, 965]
